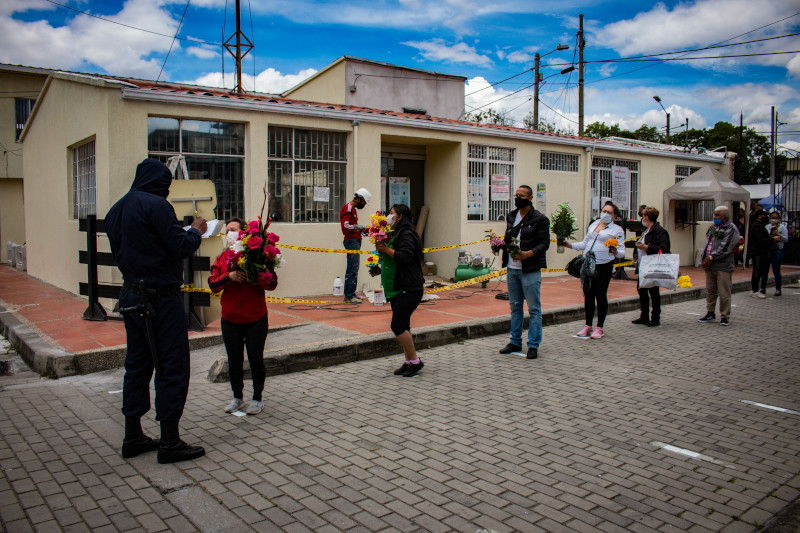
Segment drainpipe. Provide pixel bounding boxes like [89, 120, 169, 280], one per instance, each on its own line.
[584, 140, 597, 230]
[352, 120, 360, 192]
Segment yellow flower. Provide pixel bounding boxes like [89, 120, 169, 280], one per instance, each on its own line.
[677, 275, 692, 288]
[604, 238, 619, 248]
[238, 257, 247, 267]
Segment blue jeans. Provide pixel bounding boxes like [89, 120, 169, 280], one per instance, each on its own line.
[507, 268, 542, 349]
[343, 238, 361, 298]
[760, 249, 784, 291]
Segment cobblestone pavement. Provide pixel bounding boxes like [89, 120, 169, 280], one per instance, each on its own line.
[1, 289, 799, 533]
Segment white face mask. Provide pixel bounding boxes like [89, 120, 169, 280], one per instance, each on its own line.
[600, 212, 613, 224]
[385, 214, 395, 226]
[226, 230, 239, 246]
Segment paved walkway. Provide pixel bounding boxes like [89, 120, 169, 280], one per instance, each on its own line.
[2, 285, 800, 532]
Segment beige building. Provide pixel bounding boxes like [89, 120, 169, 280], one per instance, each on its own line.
[12, 58, 733, 316]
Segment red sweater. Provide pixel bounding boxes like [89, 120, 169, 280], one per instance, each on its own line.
[340, 202, 361, 240]
[208, 251, 268, 324]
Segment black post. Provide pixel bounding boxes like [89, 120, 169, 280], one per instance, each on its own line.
[82, 215, 108, 321]
[183, 216, 204, 332]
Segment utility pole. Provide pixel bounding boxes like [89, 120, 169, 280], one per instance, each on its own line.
[735, 112, 743, 184]
[533, 53, 542, 128]
[223, 0, 254, 94]
[770, 106, 776, 197]
[685, 117, 689, 151]
[666, 113, 671, 145]
[578, 14, 585, 136]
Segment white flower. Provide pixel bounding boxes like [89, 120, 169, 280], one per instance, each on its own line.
[232, 241, 244, 253]
[275, 256, 287, 269]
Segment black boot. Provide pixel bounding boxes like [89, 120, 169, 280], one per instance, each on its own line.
[631, 315, 649, 325]
[122, 416, 160, 459]
[157, 420, 205, 464]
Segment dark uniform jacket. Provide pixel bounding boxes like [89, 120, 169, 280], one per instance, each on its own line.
[501, 207, 551, 272]
[105, 159, 202, 287]
[391, 224, 425, 292]
[635, 222, 670, 273]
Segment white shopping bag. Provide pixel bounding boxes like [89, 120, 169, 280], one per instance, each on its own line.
[638, 253, 679, 290]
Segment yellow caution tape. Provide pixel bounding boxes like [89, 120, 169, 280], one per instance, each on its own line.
[280, 237, 491, 255]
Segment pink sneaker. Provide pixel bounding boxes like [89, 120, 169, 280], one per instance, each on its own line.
[590, 327, 604, 339]
[577, 325, 593, 337]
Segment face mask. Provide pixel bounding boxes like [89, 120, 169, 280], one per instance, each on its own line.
[226, 230, 239, 246]
[385, 214, 395, 226]
[712, 218, 722, 226]
[356, 200, 365, 210]
[600, 213, 612, 224]
[771, 219, 780, 226]
[514, 197, 531, 209]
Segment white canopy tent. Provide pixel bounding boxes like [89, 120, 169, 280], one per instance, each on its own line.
[663, 166, 750, 264]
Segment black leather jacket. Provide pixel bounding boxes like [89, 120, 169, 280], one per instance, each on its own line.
[501, 208, 550, 272]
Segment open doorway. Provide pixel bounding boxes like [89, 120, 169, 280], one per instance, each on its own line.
[380, 144, 425, 222]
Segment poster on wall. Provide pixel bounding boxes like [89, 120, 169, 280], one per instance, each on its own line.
[611, 166, 630, 210]
[490, 174, 510, 199]
[536, 183, 546, 213]
[467, 176, 484, 216]
[313, 186, 330, 203]
[389, 177, 410, 207]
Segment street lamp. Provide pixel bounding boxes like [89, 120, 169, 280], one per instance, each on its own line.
[534, 44, 570, 128]
[653, 95, 670, 144]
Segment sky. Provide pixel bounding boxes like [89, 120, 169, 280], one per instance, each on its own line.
[2, 0, 800, 154]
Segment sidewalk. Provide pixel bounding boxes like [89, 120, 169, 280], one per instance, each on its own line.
[2, 263, 796, 378]
[1, 285, 799, 532]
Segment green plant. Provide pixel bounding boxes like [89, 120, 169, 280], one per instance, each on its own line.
[550, 203, 579, 240]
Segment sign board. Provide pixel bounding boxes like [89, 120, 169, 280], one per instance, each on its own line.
[535, 183, 546, 213]
[389, 177, 410, 207]
[467, 176, 484, 216]
[313, 186, 330, 203]
[490, 174, 510, 199]
[611, 165, 630, 210]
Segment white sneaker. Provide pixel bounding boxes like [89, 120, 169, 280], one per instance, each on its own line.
[245, 400, 263, 415]
[225, 398, 244, 413]
[754, 291, 766, 299]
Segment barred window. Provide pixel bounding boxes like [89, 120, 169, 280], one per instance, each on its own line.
[590, 157, 639, 220]
[147, 117, 245, 221]
[675, 165, 714, 221]
[467, 144, 516, 221]
[540, 151, 579, 173]
[268, 127, 347, 223]
[72, 140, 96, 219]
[15, 98, 36, 141]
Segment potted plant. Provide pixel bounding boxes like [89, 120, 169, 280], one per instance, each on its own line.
[550, 202, 579, 253]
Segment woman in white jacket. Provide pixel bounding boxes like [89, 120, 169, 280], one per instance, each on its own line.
[566, 202, 625, 339]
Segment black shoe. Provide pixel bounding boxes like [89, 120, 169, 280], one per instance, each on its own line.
[631, 316, 649, 325]
[526, 347, 538, 359]
[647, 320, 660, 327]
[402, 361, 424, 377]
[122, 435, 160, 459]
[157, 440, 206, 464]
[698, 312, 716, 323]
[393, 363, 408, 375]
[720, 317, 729, 326]
[499, 343, 522, 354]
[775, 290, 782, 297]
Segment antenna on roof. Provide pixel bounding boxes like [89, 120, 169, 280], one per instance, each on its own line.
[223, 0, 253, 94]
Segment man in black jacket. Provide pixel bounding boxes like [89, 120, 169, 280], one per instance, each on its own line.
[105, 158, 208, 464]
[748, 209, 772, 298]
[499, 185, 551, 359]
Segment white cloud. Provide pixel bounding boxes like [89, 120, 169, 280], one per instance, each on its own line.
[698, 83, 800, 125]
[506, 50, 536, 64]
[187, 46, 218, 60]
[185, 67, 318, 94]
[0, 0, 52, 16]
[595, 0, 800, 76]
[403, 39, 492, 67]
[779, 140, 800, 155]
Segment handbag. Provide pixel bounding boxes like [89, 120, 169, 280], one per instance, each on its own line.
[566, 232, 600, 278]
[638, 252, 680, 290]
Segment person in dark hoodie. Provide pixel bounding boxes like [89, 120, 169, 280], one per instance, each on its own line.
[498, 185, 550, 359]
[374, 203, 426, 377]
[631, 206, 671, 327]
[748, 209, 772, 299]
[105, 158, 207, 464]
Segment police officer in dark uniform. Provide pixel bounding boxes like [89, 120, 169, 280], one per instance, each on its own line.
[105, 158, 207, 464]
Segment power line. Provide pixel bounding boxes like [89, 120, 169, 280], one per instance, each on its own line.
[156, 0, 191, 85]
[43, 0, 219, 46]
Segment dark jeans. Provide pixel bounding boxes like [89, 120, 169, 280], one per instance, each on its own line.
[389, 290, 423, 336]
[637, 286, 661, 322]
[221, 314, 268, 401]
[584, 262, 614, 328]
[120, 290, 190, 422]
[751, 254, 770, 293]
[343, 238, 361, 298]
[760, 249, 784, 291]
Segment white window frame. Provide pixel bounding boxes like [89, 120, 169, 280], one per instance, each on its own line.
[540, 150, 579, 173]
[72, 139, 96, 219]
[590, 156, 639, 220]
[467, 144, 516, 222]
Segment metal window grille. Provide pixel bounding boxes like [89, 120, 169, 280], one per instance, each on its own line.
[591, 157, 639, 219]
[675, 165, 713, 221]
[72, 140, 96, 219]
[540, 151, 579, 172]
[467, 144, 515, 221]
[268, 127, 347, 223]
[147, 117, 245, 221]
[15, 98, 35, 141]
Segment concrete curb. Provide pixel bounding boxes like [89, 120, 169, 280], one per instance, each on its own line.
[2, 272, 797, 379]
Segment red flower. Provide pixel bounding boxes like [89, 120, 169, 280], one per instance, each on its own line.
[247, 236, 263, 249]
[248, 220, 259, 230]
[258, 271, 277, 290]
[267, 232, 280, 244]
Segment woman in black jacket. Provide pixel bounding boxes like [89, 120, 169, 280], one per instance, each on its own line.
[375, 204, 426, 377]
[632, 206, 671, 327]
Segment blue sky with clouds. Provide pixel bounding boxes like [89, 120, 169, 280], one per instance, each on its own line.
[2, 0, 799, 152]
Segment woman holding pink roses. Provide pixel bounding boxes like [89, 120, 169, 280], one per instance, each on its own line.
[209, 217, 274, 415]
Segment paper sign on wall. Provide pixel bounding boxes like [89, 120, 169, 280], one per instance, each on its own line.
[490, 174, 510, 199]
[536, 183, 546, 213]
[313, 186, 330, 202]
[389, 177, 410, 206]
[611, 166, 630, 210]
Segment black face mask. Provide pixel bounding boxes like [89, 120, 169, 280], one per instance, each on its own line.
[356, 200, 365, 210]
[514, 197, 531, 209]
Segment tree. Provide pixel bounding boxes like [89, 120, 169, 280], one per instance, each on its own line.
[465, 108, 512, 126]
[522, 112, 574, 135]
